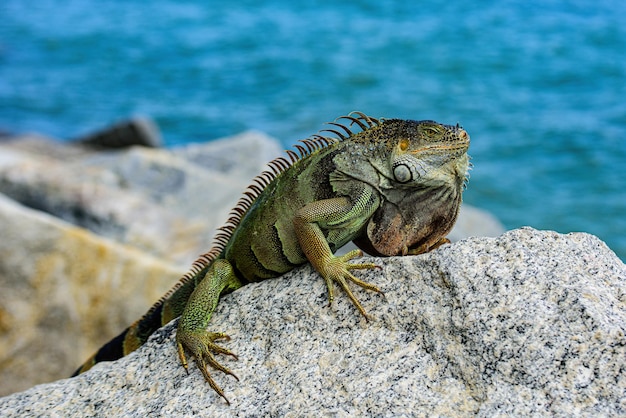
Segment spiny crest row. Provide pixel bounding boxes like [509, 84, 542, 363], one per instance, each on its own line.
[173, 112, 381, 288]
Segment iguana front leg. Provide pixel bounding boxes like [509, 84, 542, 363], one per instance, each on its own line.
[293, 191, 383, 319]
[176, 259, 243, 405]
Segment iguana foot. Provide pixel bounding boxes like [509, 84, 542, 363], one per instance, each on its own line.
[176, 330, 238, 405]
[321, 249, 383, 320]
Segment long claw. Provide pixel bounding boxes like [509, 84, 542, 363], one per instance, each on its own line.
[321, 250, 382, 318]
[346, 272, 383, 294]
[176, 330, 239, 404]
[338, 274, 370, 319]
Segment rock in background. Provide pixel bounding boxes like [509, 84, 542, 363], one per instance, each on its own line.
[0, 125, 502, 396]
[0, 228, 624, 416]
[0, 193, 184, 394]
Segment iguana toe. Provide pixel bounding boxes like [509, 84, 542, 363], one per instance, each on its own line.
[177, 330, 239, 404]
[321, 249, 383, 319]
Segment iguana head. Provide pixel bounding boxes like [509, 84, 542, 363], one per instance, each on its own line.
[354, 119, 470, 257]
[388, 120, 469, 186]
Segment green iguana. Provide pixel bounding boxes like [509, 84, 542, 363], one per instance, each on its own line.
[73, 112, 470, 404]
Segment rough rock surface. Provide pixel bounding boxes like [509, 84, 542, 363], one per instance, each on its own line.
[1, 228, 624, 417]
[0, 193, 185, 395]
[0, 131, 503, 396]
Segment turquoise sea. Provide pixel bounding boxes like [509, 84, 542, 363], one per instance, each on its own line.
[1, 0, 625, 260]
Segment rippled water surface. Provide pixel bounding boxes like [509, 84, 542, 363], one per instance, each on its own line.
[1, 0, 625, 259]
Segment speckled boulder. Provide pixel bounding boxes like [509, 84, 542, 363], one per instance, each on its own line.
[1, 228, 623, 417]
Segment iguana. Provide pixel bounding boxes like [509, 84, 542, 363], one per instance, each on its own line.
[73, 112, 470, 404]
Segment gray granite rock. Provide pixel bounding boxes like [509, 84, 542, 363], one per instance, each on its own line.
[1, 228, 623, 417]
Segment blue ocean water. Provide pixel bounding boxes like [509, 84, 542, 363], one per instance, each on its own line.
[1, 0, 625, 260]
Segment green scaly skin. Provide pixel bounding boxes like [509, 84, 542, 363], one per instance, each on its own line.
[73, 113, 470, 404]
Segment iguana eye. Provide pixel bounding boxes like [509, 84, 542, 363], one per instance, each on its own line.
[420, 124, 443, 139]
[393, 163, 412, 183]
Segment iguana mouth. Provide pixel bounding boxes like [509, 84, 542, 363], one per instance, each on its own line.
[410, 142, 469, 154]
[410, 128, 470, 154]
